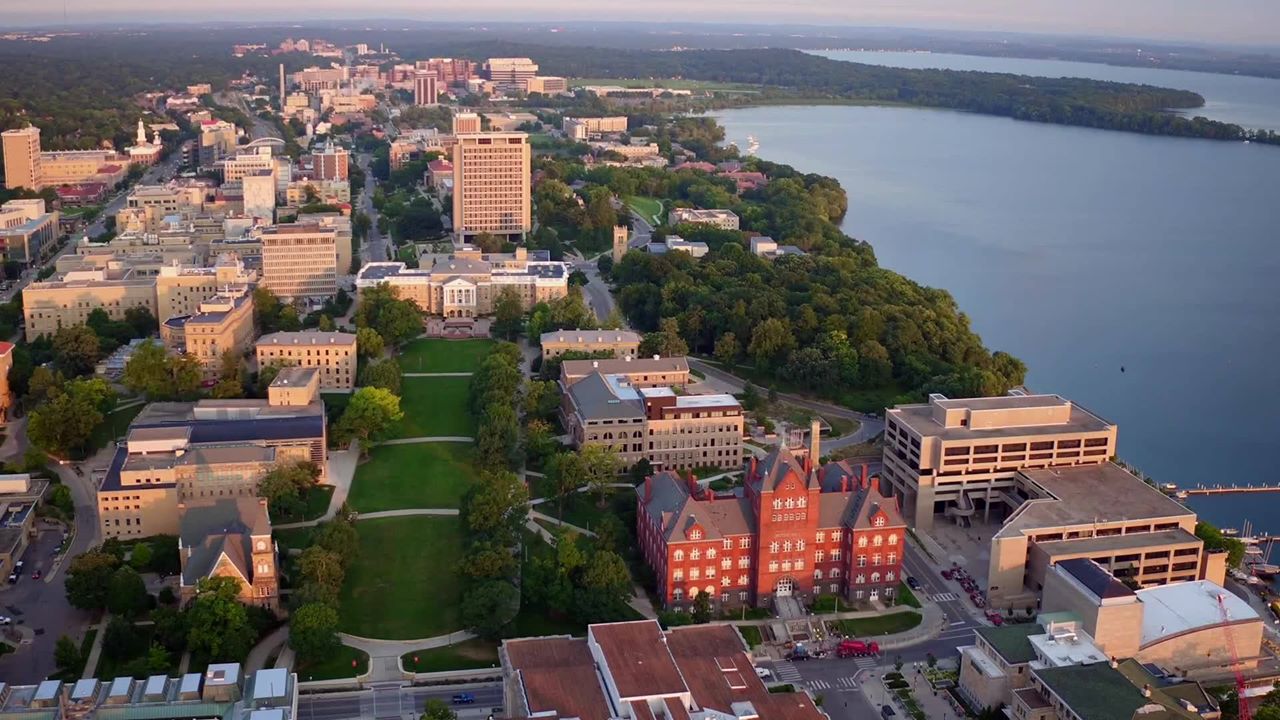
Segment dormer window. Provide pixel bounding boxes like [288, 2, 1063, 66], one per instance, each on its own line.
[873, 516, 886, 528]
[690, 529, 702, 540]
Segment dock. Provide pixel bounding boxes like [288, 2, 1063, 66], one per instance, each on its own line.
[1170, 484, 1280, 497]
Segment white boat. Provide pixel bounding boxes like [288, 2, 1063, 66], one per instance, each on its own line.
[746, 135, 760, 155]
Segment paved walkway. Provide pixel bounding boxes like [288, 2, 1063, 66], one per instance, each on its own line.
[356, 508, 459, 520]
[80, 615, 109, 679]
[246, 625, 290, 673]
[274, 445, 360, 530]
[340, 630, 478, 681]
[527, 510, 597, 537]
[376, 436, 474, 446]
[402, 372, 473, 377]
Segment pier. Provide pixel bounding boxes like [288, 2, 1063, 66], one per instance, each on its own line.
[1172, 484, 1280, 496]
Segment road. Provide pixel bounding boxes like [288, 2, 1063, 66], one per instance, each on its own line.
[575, 258, 617, 324]
[215, 91, 282, 141]
[356, 153, 389, 264]
[298, 682, 503, 720]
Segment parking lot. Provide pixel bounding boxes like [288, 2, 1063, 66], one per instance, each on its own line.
[0, 524, 95, 682]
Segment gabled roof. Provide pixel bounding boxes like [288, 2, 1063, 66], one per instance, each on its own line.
[639, 472, 755, 543]
[179, 498, 271, 586]
[750, 446, 810, 493]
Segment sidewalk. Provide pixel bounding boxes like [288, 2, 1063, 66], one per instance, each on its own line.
[860, 661, 963, 720]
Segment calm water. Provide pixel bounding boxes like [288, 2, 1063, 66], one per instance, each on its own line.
[813, 50, 1280, 132]
[715, 104, 1280, 530]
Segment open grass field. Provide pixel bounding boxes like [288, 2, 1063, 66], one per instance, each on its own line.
[348, 442, 478, 512]
[398, 338, 493, 373]
[625, 196, 664, 227]
[91, 402, 146, 450]
[392, 377, 475, 438]
[401, 639, 499, 673]
[296, 645, 369, 681]
[339, 516, 465, 640]
[836, 610, 922, 637]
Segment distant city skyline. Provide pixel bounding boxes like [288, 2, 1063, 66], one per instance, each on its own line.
[7, 0, 1280, 47]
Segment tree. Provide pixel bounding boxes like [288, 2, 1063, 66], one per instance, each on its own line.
[104, 616, 145, 660]
[312, 519, 360, 569]
[639, 318, 688, 358]
[122, 341, 201, 400]
[492, 287, 524, 341]
[748, 318, 796, 371]
[298, 546, 346, 594]
[52, 325, 100, 376]
[691, 592, 713, 624]
[258, 470, 303, 519]
[460, 580, 520, 639]
[186, 576, 256, 661]
[28, 365, 64, 405]
[714, 332, 740, 367]
[335, 387, 404, 455]
[356, 327, 385, 359]
[54, 635, 81, 675]
[580, 444, 623, 507]
[28, 384, 106, 458]
[421, 699, 458, 720]
[354, 283, 422, 347]
[106, 566, 149, 617]
[547, 451, 586, 520]
[290, 602, 340, 664]
[459, 541, 518, 582]
[129, 542, 153, 571]
[210, 350, 245, 399]
[359, 358, 402, 394]
[124, 305, 157, 338]
[472, 232, 503, 253]
[476, 404, 521, 471]
[463, 470, 530, 545]
[573, 550, 632, 622]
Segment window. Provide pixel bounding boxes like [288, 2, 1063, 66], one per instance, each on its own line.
[815, 550, 825, 563]
[857, 536, 868, 548]
[795, 560, 805, 571]
[722, 558, 732, 570]
[768, 561, 779, 573]
[831, 568, 841, 578]
[674, 550, 685, 562]
[706, 567, 715, 578]
[830, 549, 841, 561]
[871, 572, 881, 583]
[739, 591, 748, 602]
[673, 588, 684, 601]
[814, 569, 824, 580]
[886, 571, 895, 582]
[831, 530, 842, 542]
[690, 529, 701, 540]
[770, 541, 780, 554]
[723, 539, 732, 550]
[856, 574, 865, 584]
[854, 589, 863, 599]
[874, 516, 886, 528]
[690, 568, 700, 580]
[815, 531, 825, 543]
[782, 561, 792, 572]
[738, 574, 748, 585]
[721, 592, 730, 603]
[721, 576, 731, 587]
[707, 548, 717, 559]
[796, 540, 805, 552]
[783, 540, 793, 552]
[872, 554, 882, 566]
[888, 552, 897, 565]
[738, 557, 750, 569]
[873, 535, 884, 547]
[673, 570, 684, 581]
[690, 549, 701, 561]
[888, 534, 898, 546]
[739, 538, 751, 548]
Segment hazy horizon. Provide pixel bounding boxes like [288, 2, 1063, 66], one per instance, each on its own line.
[6, 1, 1280, 47]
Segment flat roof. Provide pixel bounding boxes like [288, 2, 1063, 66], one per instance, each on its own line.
[1135, 580, 1259, 648]
[590, 621, 686, 699]
[889, 393, 1112, 441]
[1034, 663, 1148, 720]
[541, 329, 641, 345]
[561, 356, 689, 378]
[271, 367, 318, 387]
[1036, 529, 1200, 560]
[997, 464, 1193, 539]
[975, 623, 1042, 664]
[257, 331, 356, 347]
[1053, 558, 1136, 600]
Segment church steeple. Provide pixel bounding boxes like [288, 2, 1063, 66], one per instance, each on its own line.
[136, 118, 147, 146]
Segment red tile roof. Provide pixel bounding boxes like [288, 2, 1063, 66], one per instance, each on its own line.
[0, 341, 13, 356]
[504, 637, 612, 720]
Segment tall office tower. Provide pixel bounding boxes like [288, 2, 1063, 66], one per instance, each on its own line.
[452, 112, 482, 135]
[413, 71, 439, 106]
[2, 126, 42, 190]
[242, 169, 277, 223]
[279, 64, 286, 110]
[259, 223, 339, 299]
[483, 57, 538, 91]
[451, 132, 531, 241]
[313, 143, 349, 181]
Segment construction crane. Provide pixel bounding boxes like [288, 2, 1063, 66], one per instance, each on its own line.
[1218, 592, 1252, 720]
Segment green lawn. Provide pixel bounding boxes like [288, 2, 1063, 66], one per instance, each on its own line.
[398, 338, 493, 373]
[339, 516, 465, 639]
[738, 625, 763, 647]
[625, 196, 664, 227]
[91, 402, 146, 450]
[896, 581, 922, 609]
[296, 645, 369, 681]
[349, 443, 478, 512]
[836, 611, 922, 637]
[401, 639, 499, 673]
[392, 377, 475, 438]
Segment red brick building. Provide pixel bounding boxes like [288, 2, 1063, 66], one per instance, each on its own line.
[637, 437, 906, 611]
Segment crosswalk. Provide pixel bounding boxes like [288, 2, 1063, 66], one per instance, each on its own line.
[806, 676, 860, 691]
[930, 592, 959, 602]
[772, 662, 803, 683]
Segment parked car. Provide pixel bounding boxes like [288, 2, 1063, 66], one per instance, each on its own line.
[881, 705, 897, 718]
[31, 570, 40, 580]
[941, 569, 954, 580]
[451, 693, 475, 705]
[754, 667, 774, 680]
[786, 646, 812, 661]
[906, 576, 922, 591]
[6, 573, 15, 584]
[0, 616, 11, 625]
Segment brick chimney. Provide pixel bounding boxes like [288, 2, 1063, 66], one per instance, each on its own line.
[645, 477, 653, 502]
[809, 418, 821, 464]
[870, 476, 880, 496]
[861, 463, 868, 486]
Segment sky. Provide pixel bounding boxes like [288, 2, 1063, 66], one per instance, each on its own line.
[7, 0, 1280, 46]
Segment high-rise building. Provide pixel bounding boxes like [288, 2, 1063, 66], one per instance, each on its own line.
[313, 142, 349, 181]
[416, 57, 477, 86]
[2, 126, 42, 190]
[259, 223, 338, 299]
[483, 57, 538, 91]
[451, 112, 482, 135]
[242, 169, 277, 222]
[413, 71, 439, 106]
[451, 132, 531, 240]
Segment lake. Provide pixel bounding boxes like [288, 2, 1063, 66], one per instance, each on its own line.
[715, 100, 1280, 531]
[812, 49, 1280, 132]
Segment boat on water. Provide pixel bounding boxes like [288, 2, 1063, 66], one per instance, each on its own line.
[1223, 527, 1241, 536]
[1175, 490, 1189, 499]
[1160, 483, 1178, 493]
[1251, 564, 1280, 578]
[746, 135, 760, 155]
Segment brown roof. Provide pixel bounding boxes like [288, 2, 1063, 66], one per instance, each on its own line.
[589, 621, 685, 699]
[664, 698, 691, 720]
[666, 625, 823, 720]
[504, 637, 611, 720]
[630, 701, 654, 720]
[750, 446, 812, 493]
